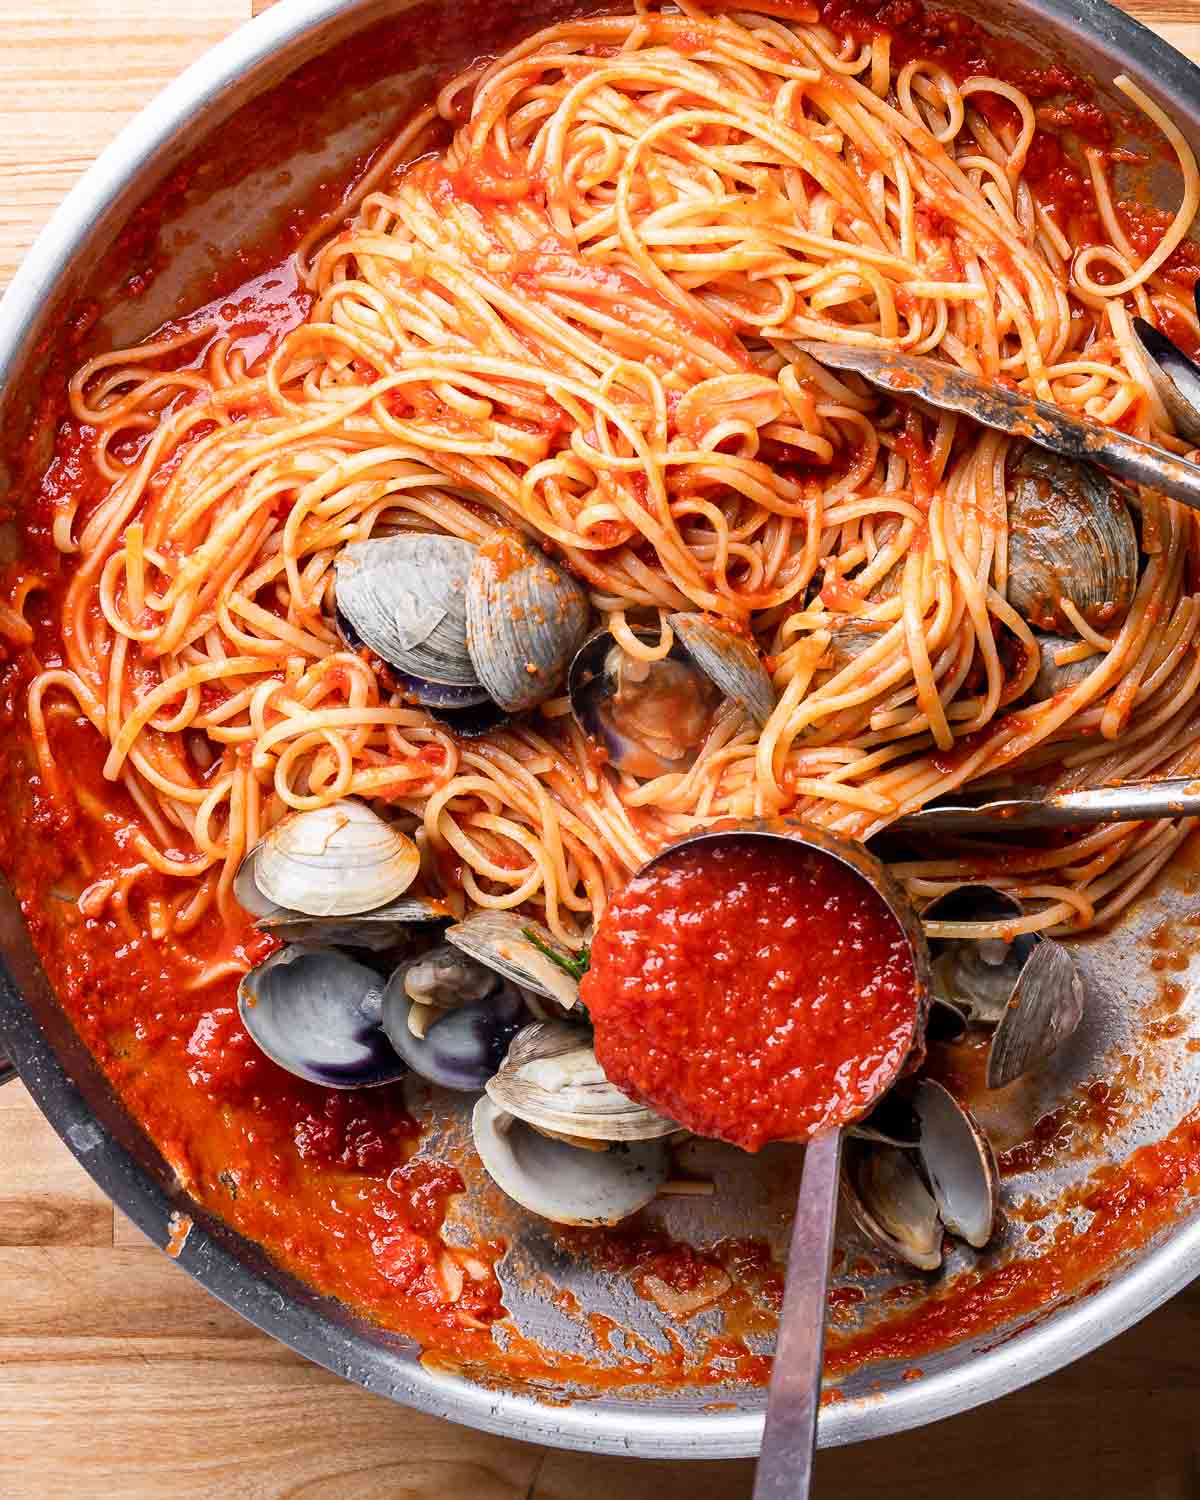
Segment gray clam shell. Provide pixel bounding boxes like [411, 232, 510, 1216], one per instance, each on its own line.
[842, 1139, 943, 1272]
[1006, 448, 1138, 635]
[913, 1080, 998, 1249]
[667, 613, 776, 726]
[986, 938, 1085, 1090]
[334, 533, 482, 687]
[466, 534, 590, 712]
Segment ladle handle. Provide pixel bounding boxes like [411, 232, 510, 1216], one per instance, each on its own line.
[893, 775, 1200, 835]
[752, 1127, 842, 1500]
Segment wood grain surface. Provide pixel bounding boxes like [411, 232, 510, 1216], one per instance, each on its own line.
[3, 2, 1200, 1496]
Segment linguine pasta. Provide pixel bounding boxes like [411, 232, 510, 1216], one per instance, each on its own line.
[18, 3, 1200, 973]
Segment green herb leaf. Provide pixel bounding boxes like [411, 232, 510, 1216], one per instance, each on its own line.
[522, 925, 590, 980]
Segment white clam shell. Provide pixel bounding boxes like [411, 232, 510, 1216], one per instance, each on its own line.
[242, 800, 420, 918]
[486, 1021, 677, 1141]
[446, 910, 580, 1009]
[472, 1096, 669, 1226]
[913, 1080, 998, 1249]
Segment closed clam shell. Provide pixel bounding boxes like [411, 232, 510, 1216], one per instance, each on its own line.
[465, 531, 590, 713]
[237, 944, 404, 1089]
[486, 1021, 678, 1141]
[472, 1096, 669, 1226]
[334, 533, 482, 688]
[1006, 448, 1137, 634]
[667, 613, 776, 727]
[246, 800, 420, 918]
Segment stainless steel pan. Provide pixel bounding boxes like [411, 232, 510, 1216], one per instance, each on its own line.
[3, 0, 1200, 1458]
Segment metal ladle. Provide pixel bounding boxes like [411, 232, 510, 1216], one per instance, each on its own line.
[630, 822, 932, 1500]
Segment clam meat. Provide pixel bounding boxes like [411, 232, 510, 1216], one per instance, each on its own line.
[568, 614, 775, 778]
[381, 946, 528, 1092]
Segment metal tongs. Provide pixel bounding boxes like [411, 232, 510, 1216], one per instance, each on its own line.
[893, 775, 1200, 835]
[796, 341, 1200, 511]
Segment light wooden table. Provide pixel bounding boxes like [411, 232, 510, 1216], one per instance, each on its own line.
[3, 2, 1200, 1495]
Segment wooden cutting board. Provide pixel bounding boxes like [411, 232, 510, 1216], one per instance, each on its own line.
[3, 3, 1200, 1495]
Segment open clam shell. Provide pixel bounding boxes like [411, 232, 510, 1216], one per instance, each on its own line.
[986, 938, 1085, 1090]
[334, 533, 485, 693]
[237, 944, 404, 1089]
[486, 1021, 678, 1141]
[445, 910, 581, 1010]
[381, 949, 526, 1092]
[255, 895, 450, 950]
[913, 1080, 998, 1248]
[465, 532, 590, 713]
[924, 884, 1027, 1028]
[1005, 447, 1137, 635]
[842, 1139, 943, 1272]
[1132, 310, 1200, 446]
[235, 800, 420, 919]
[842, 1083, 998, 1270]
[567, 625, 721, 778]
[923, 882, 1085, 1088]
[472, 1096, 669, 1226]
[667, 613, 776, 727]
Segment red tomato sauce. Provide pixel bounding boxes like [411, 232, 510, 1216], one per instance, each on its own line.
[581, 837, 919, 1150]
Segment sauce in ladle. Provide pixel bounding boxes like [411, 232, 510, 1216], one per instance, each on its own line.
[581, 833, 921, 1150]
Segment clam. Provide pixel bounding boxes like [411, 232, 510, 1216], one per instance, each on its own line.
[1132, 308, 1200, 446]
[1005, 447, 1138, 635]
[334, 530, 590, 715]
[381, 945, 527, 1091]
[568, 615, 775, 777]
[254, 895, 450, 952]
[667, 614, 776, 727]
[445, 910, 582, 1010]
[486, 1021, 678, 1141]
[234, 800, 421, 921]
[465, 531, 590, 713]
[237, 944, 405, 1088]
[472, 1095, 670, 1226]
[841, 1079, 998, 1271]
[922, 884, 1085, 1089]
[334, 534, 485, 700]
[1031, 632, 1099, 701]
